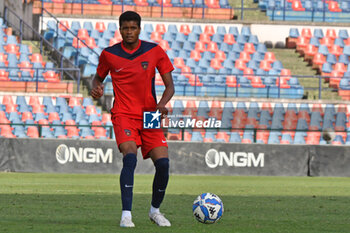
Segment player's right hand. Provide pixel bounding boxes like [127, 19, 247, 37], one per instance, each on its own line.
[91, 84, 104, 99]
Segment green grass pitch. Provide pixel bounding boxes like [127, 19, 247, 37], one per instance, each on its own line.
[1, 173, 349, 233]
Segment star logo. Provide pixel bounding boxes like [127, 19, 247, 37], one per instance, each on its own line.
[143, 110, 162, 129]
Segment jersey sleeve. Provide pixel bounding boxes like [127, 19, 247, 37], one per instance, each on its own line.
[96, 50, 110, 78]
[156, 46, 174, 75]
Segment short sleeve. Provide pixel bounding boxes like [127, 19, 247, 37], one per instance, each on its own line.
[156, 46, 174, 75]
[96, 50, 110, 78]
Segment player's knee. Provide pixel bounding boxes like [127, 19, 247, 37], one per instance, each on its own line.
[154, 158, 169, 172]
[123, 153, 137, 169]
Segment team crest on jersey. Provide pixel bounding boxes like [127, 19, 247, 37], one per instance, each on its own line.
[141, 61, 148, 70]
[124, 129, 131, 136]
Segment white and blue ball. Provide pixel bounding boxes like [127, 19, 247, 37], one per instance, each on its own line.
[192, 193, 224, 224]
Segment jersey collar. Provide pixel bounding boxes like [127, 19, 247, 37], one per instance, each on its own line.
[121, 39, 141, 54]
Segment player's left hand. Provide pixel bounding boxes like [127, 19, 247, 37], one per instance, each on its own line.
[156, 104, 168, 119]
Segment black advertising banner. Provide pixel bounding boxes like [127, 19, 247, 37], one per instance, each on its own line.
[309, 145, 350, 177]
[168, 142, 310, 176]
[0, 139, 312, 176]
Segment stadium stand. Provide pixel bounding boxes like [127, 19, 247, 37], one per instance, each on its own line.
[0, 17, 74, 93]
[286, 27, 350, 100]
[1, 95, 350, 145]
[259, 0, 350, 22]
[0, 95, 113, 139]
[32, 0, 234, 20]
[43, 20, 304, 99]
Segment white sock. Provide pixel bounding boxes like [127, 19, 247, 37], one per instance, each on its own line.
[121, 210, 132, 219]
[150, 205, 160, 214]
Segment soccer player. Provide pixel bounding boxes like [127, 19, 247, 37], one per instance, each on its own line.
[90, 11, 174, 227]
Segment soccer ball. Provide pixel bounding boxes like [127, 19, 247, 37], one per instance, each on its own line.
[192, 193, 224, 224]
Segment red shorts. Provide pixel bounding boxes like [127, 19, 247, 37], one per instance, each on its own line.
[112, 115, 168, 159]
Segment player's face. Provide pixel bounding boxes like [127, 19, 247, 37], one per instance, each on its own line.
[120, 21, 141, 46]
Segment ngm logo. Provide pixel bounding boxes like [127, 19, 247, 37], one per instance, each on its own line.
[205, 149, 264, 168]
[56, 144, 113, 164]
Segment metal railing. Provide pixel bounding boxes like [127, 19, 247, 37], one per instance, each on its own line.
[3, 6, 81, 93]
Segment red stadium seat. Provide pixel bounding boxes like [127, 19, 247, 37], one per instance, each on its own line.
[210, 58, 222, 70]
[250, 76, 265, 88]
[114, 30, 122, 41]
[329, 44, 342, 57]
[216, 132, 229, 142]
[85, 105, 97, 115]
[85, 37, 97, 49]
[190, 50, 201, 62]
[43, 71, 60, 82]
[22, 112, 33, 122]
[320, 37, 334, 49]
[72, 37, 86, 48]
[212, 51, 225, 64]
[260, 60, 272, 71]
[244, 43, 256, 54]
[199, 33, 211, 44]
[207, 0, 220, 8]
[27, 126, 39, 138]
[264, 52, 276, 63]
[0, 70, 9, 81]
[261, 102, 273, 114]
[235, 59, 246, 70]
[150, 31, 162, 43]
[5, 44, 19, 55]
[58, 20, 70, 31]
[109, 37, 122, 46]
[180, 24, 191, 35]
[188, 75, 202, 86]
[244, 68, 254, 77]
[68, 97, 81, 107]
[291, 0, 305, 11]
[311, 103, 324, 115]
[328, 1, 342, 12]
[0, 53, 7, 63]
[239, 51, 251, 63]
[2, 95, 15, 105]
[32, 104, 45, 114]
[155, 24, 167, 35]
[95, 22, 106, 33]
[224, 34, 235, 45]
[67, 127, 80, 138]
[31, 53, 44, 64]
[29, 96, 40, 106]
[94, 127, 107, 139]
[300, 28, 312, 39]
[226, 75, 237, 87]
[134, 0, 148, 6]
[325, 28, 337, 40]
[296, 36, 309, 53]
[0, 125, 16, 138]
[0, 111, 10, 124]
[102, 113, 111, 125]
[174, 57, 186, 69]
[280, 69, 292, 76]
[77, 29, 90, 41]
[312, 53, 326, 68]
[195, 41, 206, 53]
[204, 25, 215, 36]
[183, 100, 197, 116]
[334, 63, 347, 74]
[304, 44, 317, 60]
[207, 42, 218, 53]
[48, 112, 60, 123]
[158, 40, 170, 51]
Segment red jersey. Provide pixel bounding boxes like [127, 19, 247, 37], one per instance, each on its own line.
[97, 40, 174, 119]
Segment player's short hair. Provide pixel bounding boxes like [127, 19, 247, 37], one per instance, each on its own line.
[119, 11, 141, 28]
